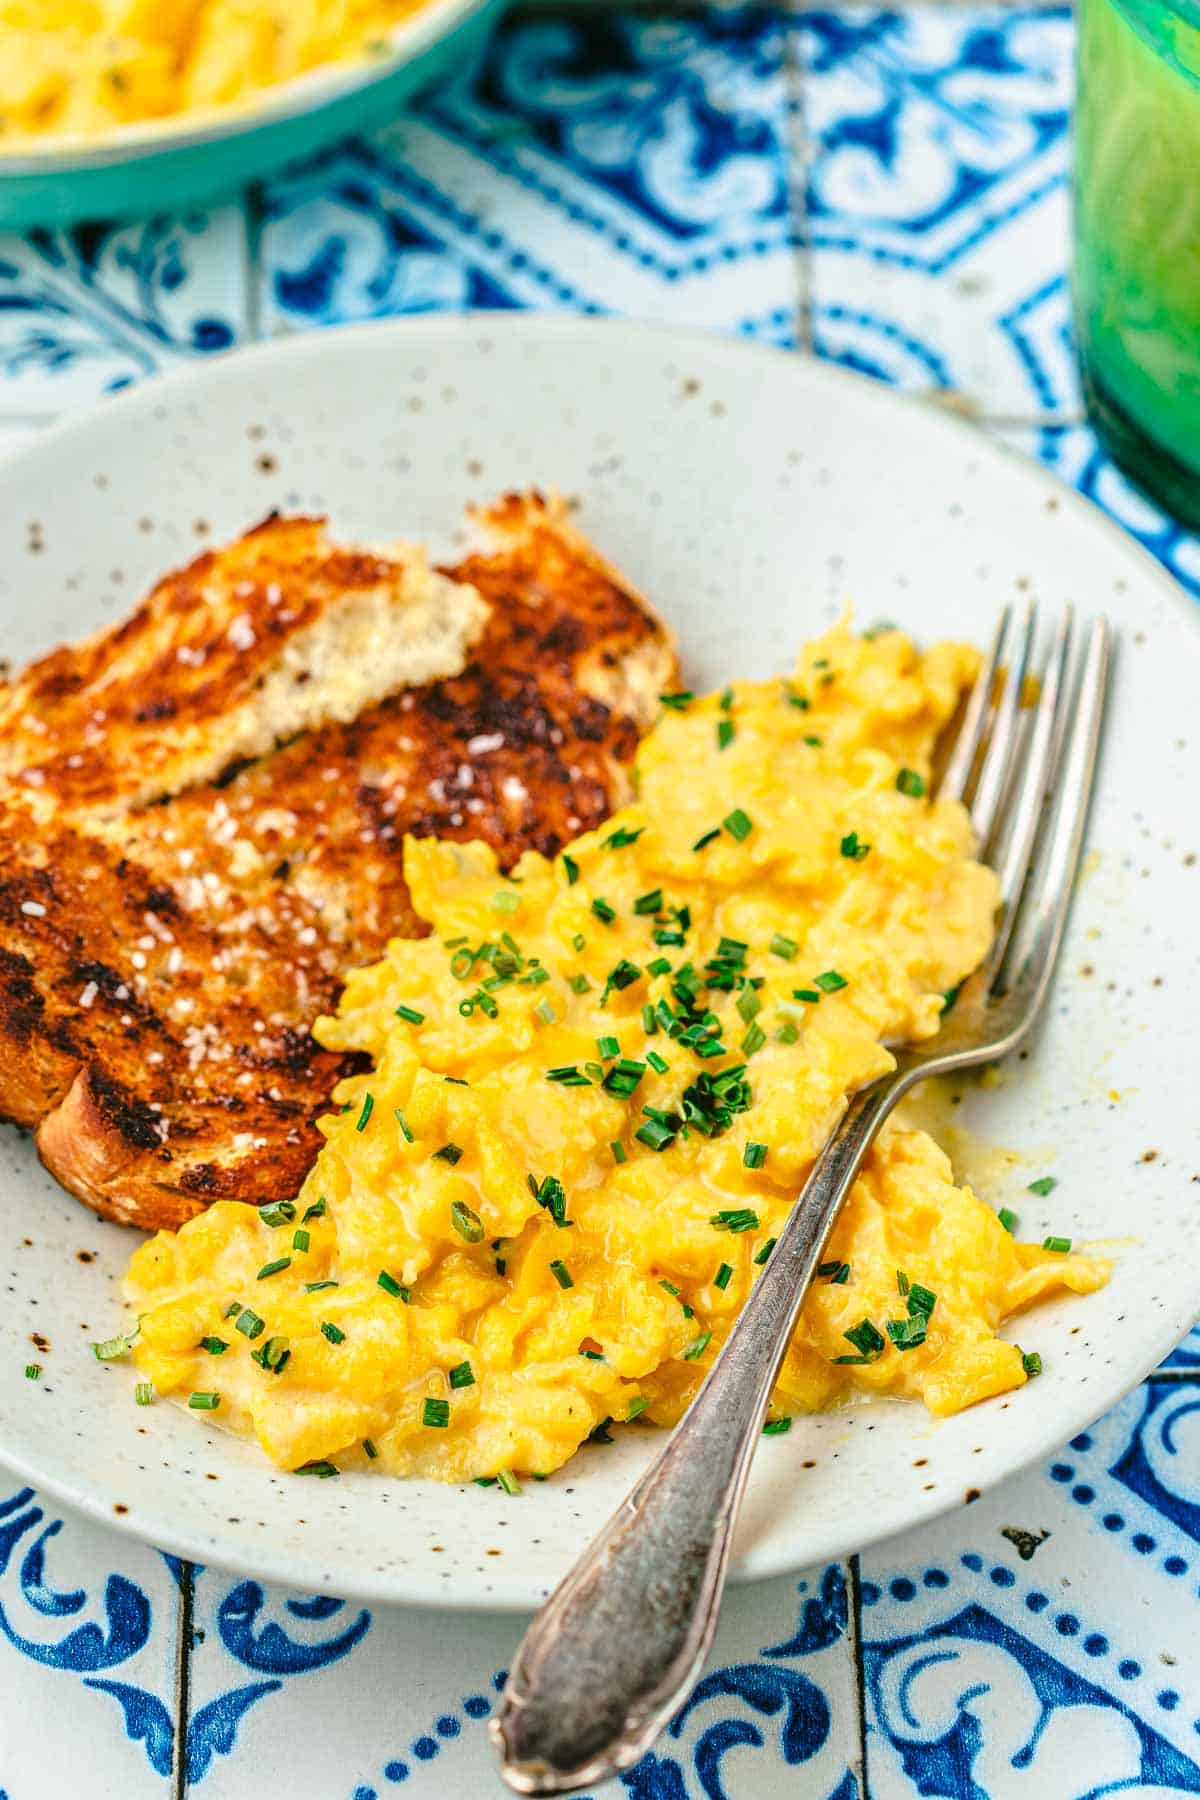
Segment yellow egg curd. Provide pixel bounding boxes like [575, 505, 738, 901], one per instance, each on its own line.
[125, 624, 1110, 1482]
[0, 1, 430, 144]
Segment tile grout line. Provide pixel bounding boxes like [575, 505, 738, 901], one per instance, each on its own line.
[782, 0, 814, 354]
[173, 1560, 196, 1800]
[846, 1554, 871, 1797]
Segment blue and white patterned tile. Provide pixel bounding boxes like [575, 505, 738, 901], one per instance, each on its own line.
[183, 1559, 861, 1797]
[993, 421, 1200, 601]
[258, 4, 801, 344]
[0, 1481, 179, 1796]
[802, 6, 1081, 418]
[859, 1396, 1200, 1799]
[0, 206, 251, 422]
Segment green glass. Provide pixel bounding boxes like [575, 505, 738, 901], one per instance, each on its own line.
[1074, 0, 1200, 526]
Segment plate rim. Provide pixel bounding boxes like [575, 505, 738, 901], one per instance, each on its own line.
[0, 311, 1196, 1609]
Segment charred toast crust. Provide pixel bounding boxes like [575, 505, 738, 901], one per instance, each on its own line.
[0, 493, 676, 1231]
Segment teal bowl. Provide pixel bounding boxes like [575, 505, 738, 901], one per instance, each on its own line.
[0, 0, 500, 230]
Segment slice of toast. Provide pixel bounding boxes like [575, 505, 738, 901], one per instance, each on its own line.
[0, 493, 676, 1231]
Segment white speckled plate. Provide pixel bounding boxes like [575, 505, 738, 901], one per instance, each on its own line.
[0, 317, 1196, 1610]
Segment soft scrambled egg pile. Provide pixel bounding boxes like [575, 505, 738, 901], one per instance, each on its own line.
[0, 1, 426, 143]
[125, 626, 1109, 1483]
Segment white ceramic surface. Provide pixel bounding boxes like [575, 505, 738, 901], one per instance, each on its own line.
[0, 316, 1195, 1610]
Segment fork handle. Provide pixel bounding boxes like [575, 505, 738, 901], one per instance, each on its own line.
[491, 1074, 904, 1795]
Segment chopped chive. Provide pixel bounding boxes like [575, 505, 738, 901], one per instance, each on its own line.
[1028, 1176, 1058, 1197]
[646, 957, 672, 978]
[692, 827, 721, 851]
[433, 1143, 464, 1165]
[321, 1321, 345, 1345]
[578, 1337, 604, 1360]
[886, 1315, 928, 1351]
[93, 1327, 139, 1362]
[776, 1021, 800, 1044]
[259, 1199, 296, 1227]
[295, 1459, 338, 1478]
[754, 1236, 777, 1265]
[659, 691, 693, 712]
[1022, 1350, 1043, 1377]
[563, 854, 580, 886]
[654, 929, 686, 947]
[710, 1208, 759, 1233]
[497, 1468, 521, 1495]
[743, 1141, 768, 1170]
[627, 1396, 651, 1421]
[355, 1093, 375, 1132]
[363, 1438, 379, 1458]
[805, 735, 824, 747]
[394, 1004, 425, 1024]
[770, 934, 798, 961]
[897, 1269, 911, 1297]
[584, 1061, 604, 1082]
[490, 890, 520, 914]
[634, 889, 663, 917]
[199, 1336, 228, 1356]
[908, 1283, 937, 1318]
[636, 1118, 675, 1152]
[530, 1174, 568, 1227]
[605, 826, 643, 849]
[234, 1308, 265, 1340]
[549, 1259, 574, 1289]
[646, 1050, 669, 1075]
[659, 1278, 694, 1318]
[591, 898, 616, 925]
[256, 1256, 291, 1281]
[567, 973, 591, 994]
[394, 1108, 414, 1143]
[223, 1301, 241, 1318]
[449, 1361, 475, 1389]
[422, 1397, 450, 1429]
[134, 1382, 154, 1406]
[292, 1228, 310, 1253]
[1042, 1235, 1072, 1254]
[722, 808, 753, 842]
[377, 1270, 410, 1301]
[762, 1416, 792, 1436]
[611, 1140, 627, 1164]
[997, 1208, 1018, 1234]
[840, 831, 871, 861]
[546, 1064, 591, 1086]
[24, 1362, 41, 1380]
[451, 1201, 484, 1243]
[450, 947, 476, 980]
[682, 1330, 712, 1361]
[896, 767, 926, 798]
[736, 987, 761, 1024]
[814, 970, 848, 993]
[572, 933, 587, 953]
[714, 1262, 733, 1291]
[534, 998, 556, 1025]
[741, 1022, 766, 1055]
[719, 685, 734, 711]
[251, 1334, 291, 1374]
[302, 1198, 327, 1222]
[603, 1058, 646, 1098]
[818, 1260, 851, 1284]
[642, 1002, 659, 1035]
[188, 1391, 220, 1410]
[717, 718, 735, 751]
[305, 1279, 339, 1294]
[832, 1318, 886, 1365]
[792, 987, 821, 1004]
[596, 1034, 620, 1060]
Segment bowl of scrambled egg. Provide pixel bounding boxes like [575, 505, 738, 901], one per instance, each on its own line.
[0, 0, 501, 227]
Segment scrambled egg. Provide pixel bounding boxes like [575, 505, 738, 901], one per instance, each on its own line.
[125, 626, 1109, 1483]
[0, 1, 427, 143]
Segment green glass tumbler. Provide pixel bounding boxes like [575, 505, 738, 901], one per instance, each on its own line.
[1074, 0, 1200, 526]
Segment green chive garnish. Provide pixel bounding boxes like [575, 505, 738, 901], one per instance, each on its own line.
[997, 1208, 1018, 1233]
[605, 826, 643, 849]
[1022, 1350, 1043, 1377]
[770, 934, 798, 961]
[451, 1201, 484, 1243]
[840, 831, 870, 861]
[711, 1208, 759, 1233]
[449, 1361, 475, 1389]
[717, 718, 735, 751]
[497, 1468, 521, 1495]
[692, 827, 720, 851]
[762, 1416, 792, 1436]
[305, 1279, 338, 1293]
[377, 1270, 410, 1301]
[363, 1438, 379, 1458]
[93, 1327, 139, 1362]
[295, 1460, 338, 1478]
[1043, 1235, 1072, 1253]
[591, 898, 616, 925]
[135, 1382, 154, 1406]
[321, 1321, 345, 1345]
[833, 1319, 886, 1365]
[896, 767, 926, 798]
[792, 987, 821, 1003]
[659, 691, 693, 712]
[199, 1336, 227, 1356]
[714, 1262, 733, 1291]
[433, 1143, 464, 1165]
[259, 1200, 296, 1227]
[257, 1256, 291, 1280]
[292, 1228, 309, 1253]
[741, 1022, 766, 1055]
[754, 1237, 777, 1265]
[596, 1034, 620, 1059]
[302, 1198, 327, 1222]
[549, 1259, 574, 1289]
[188, 1392, 220, 1410]
[547, 1064, 591, 1086]
[1028, 1176, 1058, 1197]
[490, 890, 520, 914]
[422, 1397, 450, 1429]
[627, 1396, 651, 1421]
[634, 889, 663, 916]
[814, 970, 847, 993]
[723, 808, 753, 842]
[355, 1093, 375, 1131]
[817, 1260, 850, 1284]
[743, 1142, 768, 1170]
[235, 1307, 265, 1340]
[24, 1363, 41, 1380]
[563, 854, 580, 885]
[611, 1140, 627, 1164]
[646, 1050, 669, 1075]
[682, 1331, 712, 1361]
[394, 1004, 425, 1024]
[395, 1108, 414, 1143]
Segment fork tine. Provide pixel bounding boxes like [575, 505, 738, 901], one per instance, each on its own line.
[970, 601, 1037, 854]
[986, 607, 1073, 975]
[1002, 617, 1111, 1001]
[940, 605, 1011, 804]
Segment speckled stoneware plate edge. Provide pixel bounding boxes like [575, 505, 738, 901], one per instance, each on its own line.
[0, 316, 1195, 1610]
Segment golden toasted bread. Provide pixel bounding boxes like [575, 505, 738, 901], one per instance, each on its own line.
[0, 493, 675, 1230]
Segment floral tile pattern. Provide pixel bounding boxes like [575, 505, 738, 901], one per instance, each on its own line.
[0, 3, 1197, 1798]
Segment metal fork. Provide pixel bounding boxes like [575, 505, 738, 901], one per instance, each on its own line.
[492, 608, 1112, 1796]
